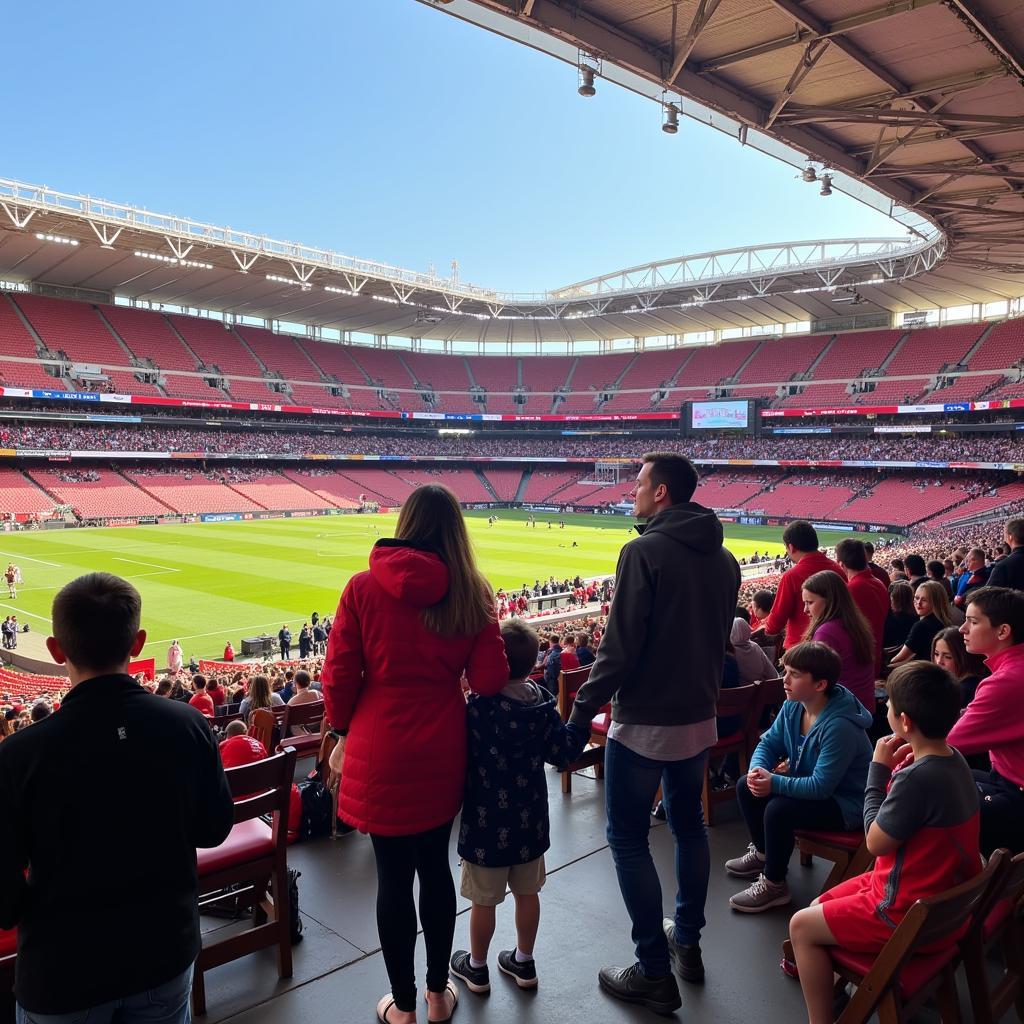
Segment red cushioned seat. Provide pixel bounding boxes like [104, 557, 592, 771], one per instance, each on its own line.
[795, 829, 863, 851]
[712, 729, 745, 752]
[196, 818, 274, 877]
[0, 928, 16, 956]
[832, 945, 956, 1000]
[276, 733, 320, 757]
[591, 712, 610, 736]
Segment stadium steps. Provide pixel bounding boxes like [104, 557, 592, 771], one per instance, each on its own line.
[223, 483, 269, 510]
[4, 293, 47, 352]
[961, 322, 998, 365]
[731, 341, 764, 381]
[876, 331, 912, 372]
[476, 469, 499, 501]
[515, 468, 532, 503]
[19, 469, 59, 506]
[94, 307, 171, 397]
[163, 317, 232, 397]
[232, 328, 267, 372]
[803, 334, 837, 377]
[516, 359, 523, 387]
[464, 358, 479, 387]
[112, 470, 177, 513]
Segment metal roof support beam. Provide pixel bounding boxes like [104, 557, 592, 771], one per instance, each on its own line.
[945, 0, 1024, 81]
[780, 107, 1024, 128]
[667, 0, 724, 84]
[164, 236, 192, 260]
[231, 250, 259, 273]
[925, 184, 1015, 202]
[820, 68, 1006, 110]
[766, 39, 831, 128]
[88, 221, 123, 249]
[697, 0, 941, 73]
[0, 202, 36, 229]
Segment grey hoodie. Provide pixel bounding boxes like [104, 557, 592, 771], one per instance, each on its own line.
[731, 618, 779, 684]
[571, 502, 741, 730]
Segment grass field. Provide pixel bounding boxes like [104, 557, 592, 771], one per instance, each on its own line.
[0, 510, 895, 664]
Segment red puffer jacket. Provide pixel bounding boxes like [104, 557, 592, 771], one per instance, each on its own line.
[322, 541, 509, 836]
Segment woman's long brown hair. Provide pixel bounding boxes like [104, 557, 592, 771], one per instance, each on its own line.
[801, 570, 876, 668]
[915, 580, 955, 627]
[394, 484, 495, 636]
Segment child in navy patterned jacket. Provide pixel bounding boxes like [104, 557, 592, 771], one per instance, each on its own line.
[450, 620, 589, 995]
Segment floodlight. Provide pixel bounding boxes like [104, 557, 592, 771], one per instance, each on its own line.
[578, 66, 596, 97]
[819, 174, 833, 197]
[801, 165, 817, 183]
[662, 103, 679, 134]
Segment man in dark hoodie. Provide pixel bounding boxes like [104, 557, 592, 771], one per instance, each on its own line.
[569, 452, 740, 1015]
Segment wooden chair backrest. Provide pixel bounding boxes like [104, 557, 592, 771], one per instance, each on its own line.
[248, 708, 275, 751]
[225, 747, 297, 830]
[272, 704, 287, 723]
[557, 664, 594, 721]
[966, 848, 1024, 942]
[716, 682, 761, 746]
[280, 698, 325, 733]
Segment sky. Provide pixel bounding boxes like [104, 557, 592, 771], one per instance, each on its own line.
[0, 0, 900, 294]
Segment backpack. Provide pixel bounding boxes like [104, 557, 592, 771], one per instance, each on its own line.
[288, 869, 303, 945]
[296, 778, 333, 841]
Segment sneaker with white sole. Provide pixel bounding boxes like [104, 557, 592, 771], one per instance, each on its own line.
[724, 843, 766, 878]
[497, 949, 538, 989]
[450, 950, 490, 994]
[729, 874, 791, 913]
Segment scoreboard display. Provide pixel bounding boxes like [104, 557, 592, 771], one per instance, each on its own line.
[686, 399, 756, 433]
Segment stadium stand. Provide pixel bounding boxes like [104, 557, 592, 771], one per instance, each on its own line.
[465, 356, 521, 413]
[391, 467, 493, 503]
[0, 296, 56, 389]
[924, 480, 1024, 528]
[675, 338, 759, 392]
[214, 472, 334, 511]
[693, 473, 778, 508]
[280, 470, 362, 508]
[747, 478, 860, 520]
[964, 317, 1024, 371]
[330, 467, 417, 505]
[167, 314, 264, 379]
[884, 323, 986, 377]
[401, 352, 476, 411]
[124, 471, 264, 513]
[27, 469, 170, 518]
[483, 468, 524, 501]
[733, 334, 831, 385]
[804, 329, 903, 382]
[520, 469, 579, 503]
[0, 468, 56, 516]
[839, 478, 970, 527]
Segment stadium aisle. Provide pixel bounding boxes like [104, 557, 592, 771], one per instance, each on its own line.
[198, 770, 822, 1023]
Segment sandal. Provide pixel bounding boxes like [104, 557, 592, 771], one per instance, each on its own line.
[376, 994, 408, 1024]
[424, 980, 459, 1023]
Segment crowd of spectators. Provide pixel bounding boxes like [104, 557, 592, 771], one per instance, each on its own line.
[1, 421, 1023, 463]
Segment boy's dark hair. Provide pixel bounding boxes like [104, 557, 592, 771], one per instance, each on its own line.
[782, 520, 819, 553]
[501, 620, 541, 680]
[641, 452, 698, 504]
[927, 559, 946, 579]
[891, 558, 905, 572]
[1006, 518, 1024, 545]
[294, 669, 311, 688]
[51, 573, 141, 671]
[781, 641, 842, 693]
[734, 605, 751, 623]
[576, 633, 591, 647]
[752, 589, 775, 613]
[964, 586, 1024, 643]
[192, 674, 207, 690]
[886, 661, 961, 739]
[30, 701, 51, 723]
[905, 553, 927, 577]
[835, 538, 868, 571]
[864, 541, 875, 557]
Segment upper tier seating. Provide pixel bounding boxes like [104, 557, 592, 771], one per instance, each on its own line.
[519, 357, 573, 413]
[0, 297, 56, 389]
[0, 468, 57, 515]
[223, 378, 277, 403]
[168, 315, 264, 377]
[28, 470, 170, 518]
[807, 330, 903, 381]
[885, 323, 986, 377]
[735, 334, 831, 384]
[402, 353, 473, 410]
[778, 382, 853, 408]
[925, 481, 1024, 527]
[676, 339, 759, 389]
[483, 468, 524, 501]
[855, 378, 929, 404]
[124, 472, 264, 513]
[924, 374, 1004, 404]
[965, 318, 1024, 371]
[103, 306, 199, 371]
[234, 326, 322, 381]
[466, 356, 520, 414]
[983, 377, 1024, 401]
[840, 478, 969, 526]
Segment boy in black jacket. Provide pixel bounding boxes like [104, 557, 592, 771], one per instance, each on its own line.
[450, 620, 588, 994]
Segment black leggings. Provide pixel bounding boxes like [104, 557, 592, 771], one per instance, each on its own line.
[370, 820, 456, 1012]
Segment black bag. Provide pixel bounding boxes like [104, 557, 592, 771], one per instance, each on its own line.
[288, 868, 303, 945]
[296, 778, 333, 841]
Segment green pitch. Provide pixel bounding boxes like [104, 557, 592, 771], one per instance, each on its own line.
[0, 511, 896, 665]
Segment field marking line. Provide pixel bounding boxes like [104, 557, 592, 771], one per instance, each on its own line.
[113, 557, 180, 573]
[0, 551, 61, 567]
[0, 602, 52, 624]
[148, 617, 317, 648]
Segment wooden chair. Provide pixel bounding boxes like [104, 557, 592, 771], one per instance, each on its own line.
[192, 746, 297, 1016]
[555, 664, 608, 794]
[960, 850, 1024, 1024]
[703, 682, 760, 826]
[247, 707, 275, 752]
[829, 851, 1006, 1024]
[276, 699, 325, 761]
[755, 676, 786, 726]
[795, 829, 875, 893]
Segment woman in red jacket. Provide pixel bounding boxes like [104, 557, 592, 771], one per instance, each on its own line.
[323, 485, 508, 1024]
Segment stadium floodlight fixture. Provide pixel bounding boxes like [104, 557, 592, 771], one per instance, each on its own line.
[578, 66, 596, 97]
[35, 232, 79, 246]
[819, 174, 834, 197]
[801, 165, 818, 183]
[325, 285, 361, 297]
[266, 273, 311, 290]
[662, 102, 679, 134]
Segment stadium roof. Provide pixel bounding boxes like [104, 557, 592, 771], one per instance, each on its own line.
[0, 0, 1021, 345]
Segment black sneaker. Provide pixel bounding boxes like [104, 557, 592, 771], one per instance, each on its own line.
[497, 949, 537, 989]
[597, 963, 681, 1016]
[450, 950, 490, 994]
[662, 918, 704, 983]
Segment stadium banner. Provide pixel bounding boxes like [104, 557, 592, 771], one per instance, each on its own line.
[159, 516, 184, 525]
[105, 519, 140, 528]
[874, 425, 932, 433]
[201, 512, 243, 523]
[129, 658, 156, 681]
[770, 427, 833, 434]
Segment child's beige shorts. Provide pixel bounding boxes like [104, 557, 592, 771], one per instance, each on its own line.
[460, 856, 546, 907]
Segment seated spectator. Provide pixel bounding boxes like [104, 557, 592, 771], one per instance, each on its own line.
[889, 581, 955, 665]
[188, 674, 215, 718]
[29, 701, 51, 725]
[953, 548, 991, 607]
[931, 626, 988, 708]
[889, 558, 908, 582]
[749, 589, 775, 634]
[788, 661, 979, 1024]
[239, 674, 284, 722]
[988, 517, 1024, 590]
[801, 572, 877, 710]
[207, 676, 226, 708]
[948, 586, 1024, 854]
[730, 617, 778, 685]
[905, 554, 928, 592]
[835, 539, 888, 675]
[559, 636, 580, 673]
[863, 542, 890, 587]
[575, 633, 595, 666]
[727, 642, 872, 914]
[927, 559, 951, 598]
[883, 581, 917, 649]
[0, 572, 233, 1023]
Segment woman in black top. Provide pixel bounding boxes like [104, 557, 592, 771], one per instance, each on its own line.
[889, 581, 955, 664]
[882, 581, 917, 648]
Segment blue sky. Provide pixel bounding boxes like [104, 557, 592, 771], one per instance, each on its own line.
[1, 0, 899, 293]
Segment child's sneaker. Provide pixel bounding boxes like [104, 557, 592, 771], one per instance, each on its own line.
[497, 949, 538, 989]
[450, 950, 490, 994]
[729, 874, 791, 913]
[724, 843, 766, 878]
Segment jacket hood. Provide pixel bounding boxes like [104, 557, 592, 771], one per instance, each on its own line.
[813, 684, 874, 730]
[638, 502, 723, 554]
[471, 684, 558, 755]
[731, 618, 753, 648]
[369, 540, 449, 607]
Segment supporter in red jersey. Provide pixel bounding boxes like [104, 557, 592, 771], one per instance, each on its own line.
[207, 676, 226, 709]
[223, 641, 234, 662]
[755, 522, 845, 650]
[836, 539, 889, 674]
[188, 674, 215, 718]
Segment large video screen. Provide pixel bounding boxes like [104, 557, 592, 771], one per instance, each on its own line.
[689, 400, 750, 430]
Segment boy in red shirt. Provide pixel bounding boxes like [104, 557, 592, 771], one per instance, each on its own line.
[788, 661, 979, 1024]
[188, 674, 215, 718]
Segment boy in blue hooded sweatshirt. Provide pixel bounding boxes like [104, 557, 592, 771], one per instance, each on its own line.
[450, 620, 588, 994]
[726, 641, 873, 913]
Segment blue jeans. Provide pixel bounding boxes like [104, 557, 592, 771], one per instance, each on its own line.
[605, 737, 710, 978]
[17, 964, 193, 1024]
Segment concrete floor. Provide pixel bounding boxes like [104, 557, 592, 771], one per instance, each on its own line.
[198, 769, 836, 1024]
